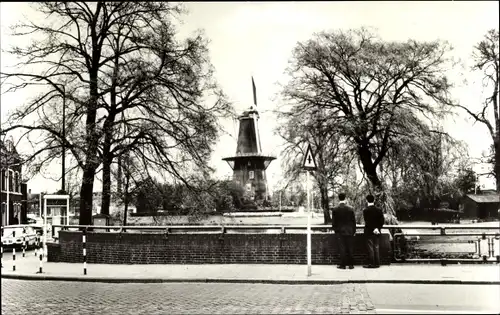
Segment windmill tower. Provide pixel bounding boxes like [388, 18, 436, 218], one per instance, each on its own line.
[222, 78, 276, 201]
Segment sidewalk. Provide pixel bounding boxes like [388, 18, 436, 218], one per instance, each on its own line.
[1, 252, 499, 284]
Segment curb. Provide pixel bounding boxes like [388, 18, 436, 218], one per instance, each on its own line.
[2, 274, 499, 285]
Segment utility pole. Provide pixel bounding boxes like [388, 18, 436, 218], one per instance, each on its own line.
[61, 85, 66, 193]
[6, 170, 10, 225]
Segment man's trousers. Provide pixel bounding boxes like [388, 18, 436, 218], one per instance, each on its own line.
[337, 234, 354, 267]
[366, 234, 380, 266]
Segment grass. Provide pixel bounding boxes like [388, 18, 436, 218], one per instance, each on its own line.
[395, 221, 500, 259]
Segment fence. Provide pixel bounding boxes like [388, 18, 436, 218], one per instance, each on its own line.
[2, 223, 499, 267]
[47, 226, 392, 265]
[49, 223, 500, 264]
[391, 225, 500, 264]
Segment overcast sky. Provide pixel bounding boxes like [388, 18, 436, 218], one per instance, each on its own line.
[1, 1, 498, 193]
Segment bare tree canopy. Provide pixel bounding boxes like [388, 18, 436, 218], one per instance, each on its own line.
[276, 108, 354, 223]
[456, 29, 499, 191]
[1, 2, 232, 224]
[280, 28, 456, 215]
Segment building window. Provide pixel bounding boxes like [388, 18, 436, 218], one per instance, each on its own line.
[14, 172, 18, 193]
[1, 203, 6, 226]
[1, 169, 5, 191]
[8, 170, 13, 192]
[16, 172, 21, 193]
[249, 171, 254, 179]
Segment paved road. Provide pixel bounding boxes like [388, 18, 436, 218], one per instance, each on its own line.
[3, 279, 500, 314]
[1, 279, 375, 314]
[366, 283, 500, 314]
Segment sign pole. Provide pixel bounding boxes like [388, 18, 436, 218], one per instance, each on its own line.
[306, 170, 312, 277]
[311, 190, 315, 218]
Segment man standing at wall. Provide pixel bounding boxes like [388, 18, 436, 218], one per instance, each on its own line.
[331, 193, 356, 269]
[363, 194, 385, 268]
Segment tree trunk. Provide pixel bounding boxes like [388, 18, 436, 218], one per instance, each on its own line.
[79, 165, 96, 226]
[101, 45, 121, 216]
[117, 156, 122, 195]
[314, 147, 332, 224]
[123, 172, 129, 227]
[319, 184, 331, 224]
[358, 145, 382, 188]
[357, 144, 396, 216]
[100, 116, 115, 216]
[79, 48, 100, 225]
[101, 153, 111, 216]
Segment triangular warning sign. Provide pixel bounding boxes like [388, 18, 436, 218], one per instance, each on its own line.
[302, 144, 317, 170]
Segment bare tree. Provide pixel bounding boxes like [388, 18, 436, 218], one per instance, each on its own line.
[96, 5, 231, 215]
[113, 152, 144, 227]
[456, 29, 499, 192]
[382, 122, 466, 214]
[1, 2, 231, 224]
[281, 28, 456, 215]
[276, 108, 353, 223]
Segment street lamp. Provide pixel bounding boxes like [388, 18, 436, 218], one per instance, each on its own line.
[55, 84, 66, 193]
[62, 85, 66, 193]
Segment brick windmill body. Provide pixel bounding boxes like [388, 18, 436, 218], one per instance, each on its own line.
[222, 78, 276, 202]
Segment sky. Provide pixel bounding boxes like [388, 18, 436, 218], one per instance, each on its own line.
[1, 1, 499, 193]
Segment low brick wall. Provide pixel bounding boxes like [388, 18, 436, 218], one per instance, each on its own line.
[48, 231, 392, 265]
[47, 242, 61, 261]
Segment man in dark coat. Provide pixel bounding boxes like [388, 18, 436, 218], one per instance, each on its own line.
[331, 193, 356, 269]
[362, 194, 385, 268]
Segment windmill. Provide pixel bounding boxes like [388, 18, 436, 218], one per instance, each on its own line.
[222, 77, 276, 201]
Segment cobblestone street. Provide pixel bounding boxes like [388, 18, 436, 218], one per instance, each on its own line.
[1, 279, 376, 314]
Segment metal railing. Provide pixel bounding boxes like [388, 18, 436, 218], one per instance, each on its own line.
[390, 225, 500, 264]
[50, 224, 339, 236]
[50, 223, 499, 235]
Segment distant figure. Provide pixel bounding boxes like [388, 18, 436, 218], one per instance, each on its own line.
[384, 212, 401, 240]
[383, 212, 406, 258]
[331, 193, 356, 270]
[363, 195, 385, 268]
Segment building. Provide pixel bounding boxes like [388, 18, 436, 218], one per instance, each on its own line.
[222, 78, 276, 201]
[461, 193, 500, 220]
[1, 139, 28, 226]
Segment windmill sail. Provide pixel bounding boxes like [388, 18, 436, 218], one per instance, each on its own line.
[252, 76, 257, 106]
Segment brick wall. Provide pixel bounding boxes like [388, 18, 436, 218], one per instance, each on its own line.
[48, 231, 392, 265]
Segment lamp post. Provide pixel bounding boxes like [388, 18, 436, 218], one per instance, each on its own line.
[6, 170, 9, 225]
[60, 84, 66, 193]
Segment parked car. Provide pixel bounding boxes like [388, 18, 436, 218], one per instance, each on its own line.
[27, 217, 44, 235]
[27, 217, 53, 236]
[1, 225, 39, 249]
